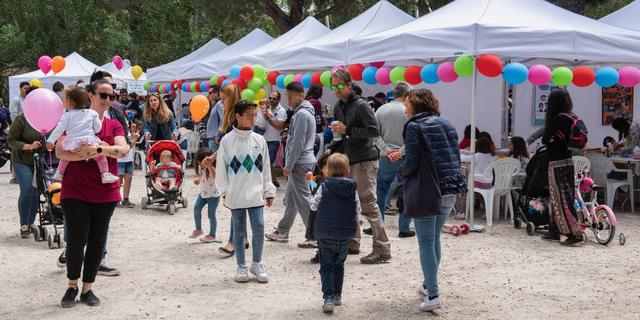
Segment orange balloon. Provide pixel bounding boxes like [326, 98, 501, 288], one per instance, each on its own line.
[190, 95, 210, 122]
[51, 56, 65, 73]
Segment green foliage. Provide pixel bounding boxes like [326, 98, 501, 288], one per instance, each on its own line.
[584, 0, 634, 18]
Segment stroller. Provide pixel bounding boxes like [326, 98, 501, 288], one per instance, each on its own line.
[32, 146, 65, 249]
[514, 146, 551, 236]
[140, 140, 187, 214]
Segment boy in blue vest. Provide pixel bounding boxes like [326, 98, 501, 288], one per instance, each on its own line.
[309, 153, 361, 313]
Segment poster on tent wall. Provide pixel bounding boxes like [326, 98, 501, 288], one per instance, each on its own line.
[532, 84, 560, 126]
[126, 80, 145, 95]
[602, 85, 634, 125]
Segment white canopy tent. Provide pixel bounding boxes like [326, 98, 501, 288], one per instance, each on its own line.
[146, 38, 227, 82]
[100, 62, 148, 95]
[600, 0, 640, 31]
[178, 29, 273, 79]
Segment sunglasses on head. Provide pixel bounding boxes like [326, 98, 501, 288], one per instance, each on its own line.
[330, 84, 347, 91]
[98, 92, 116, 101]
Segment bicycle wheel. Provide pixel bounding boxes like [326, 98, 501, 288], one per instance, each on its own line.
[593, 208, 616, 245]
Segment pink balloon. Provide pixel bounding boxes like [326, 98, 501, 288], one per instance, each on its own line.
[370, 61, 385, 68]
[23, 89, 64, 134]
[331, 66, 345, 73]
[618, 66, 640, 88]
[38, 55, 52, 74]
[528, 64, 552, 85]
[294, 74, 304, 83]
[112, 55, 124, 70]
[437, 62, 458, 83]
[375, 67, 392, 85]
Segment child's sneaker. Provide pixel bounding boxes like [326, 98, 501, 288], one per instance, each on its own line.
[417, 283, 428, 296]
[199, 235, 220, 243]
[250, 262, 269, 283]
[322, 297, 335, 313]
[189, 229, 204, 239]
[53, 170, 63, 182]
[420, 296, 442, 312]
[234, 265, 250, 283]
[101, 172, 119, 184]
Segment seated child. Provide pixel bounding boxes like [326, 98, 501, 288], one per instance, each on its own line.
[460, 136, 497, 189]
[154, 150, 179, 191]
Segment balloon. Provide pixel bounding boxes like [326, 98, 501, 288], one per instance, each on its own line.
[123, 59, 131, 69]
[370, 61, 385, 68]
[240, 65, 254, 81]
[200, 81, 210, 92]
[112, 55, 123, 70]
[256, 89, 266, 100]
[618, 66, 640, 88]
[348, 64, 366, 81]
[284, 74, 295, 87]
[230, 65, 241, 79]
[190, 95, 210, 122]
[232, 78, 247, 91]
[38, 55, 52, 74]
[528, 64, 551, 85]
[23, 88, 64, 133]
[158, 85, 165, 94]
[375, 67, 392, 85]
[437, 62, 458, 83]
[222, 79, 230, 87]
[143, 82, 151, 90]
[276, 74, 286, 89]
[267, 71, 280, 85]
[253, 64, 267, 80]
[320, 71, 332, 87]
[476, 54, 502, 77]
[51, 56, 65, 74]
[404, 65, 422, 85]
[595, 67, 619, 88]
[363, 66, 378, 85]
[247, 77, 263, 92]
[572, 66, 595, 87]
[453, 56, 473, 77]
[331, 65, 345, 73]
[420, 64, 440, 84]
[131, 65, 143, 80]
[181, 82, 189, 92]
[241, 89, 256, 101]
[390, 66, 406, 84]
[293, 74, 304, 84]
[301, 73, 312, 88]
[502, 63, 529, 85]
[29, 79, 42, 88]
[311, 72, 322, 86]
[210, 75, 219, 86]
[217, 76, 226, 86]
[190, 82, 198, 92]
[551, 67, 573, 86]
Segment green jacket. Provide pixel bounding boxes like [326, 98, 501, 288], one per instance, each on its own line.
[8, 114, 44, 167]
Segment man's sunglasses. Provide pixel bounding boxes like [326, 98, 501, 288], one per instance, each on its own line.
[330, 84, 347, 91]
[98, 92, 116, 101]
[269, 97, 278, 101]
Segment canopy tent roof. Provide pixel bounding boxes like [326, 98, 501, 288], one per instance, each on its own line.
[216, 17, 330, 73]
[269, 0, 414, 71]
[178, 29, 273, 79]
[347, 0, 640, 65]
[146, 38, 227, 82]
[600, 0, 640, 31]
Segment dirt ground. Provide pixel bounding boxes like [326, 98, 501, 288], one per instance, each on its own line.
[0, 165, 639, 320]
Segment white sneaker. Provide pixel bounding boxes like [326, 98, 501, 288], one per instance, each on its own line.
[250, 262, 269, 283]
[234, 265, 250, 283]
[420, 296, 442, 312]
[53, 171, 63, 181]
[101, 172, 119, 184]
[417, 283, 427, 296]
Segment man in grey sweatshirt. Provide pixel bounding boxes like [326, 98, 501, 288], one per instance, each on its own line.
[266, 82, 316, 243]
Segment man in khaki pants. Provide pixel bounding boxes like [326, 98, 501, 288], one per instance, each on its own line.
[324, 69, 391, 264]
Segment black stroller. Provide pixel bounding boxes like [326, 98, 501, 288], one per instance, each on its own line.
[514, 146, 551, 236]
[32, 146, 65, 249]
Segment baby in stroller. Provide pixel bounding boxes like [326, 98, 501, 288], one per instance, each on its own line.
[142, 141, 186, 214]
[153, 150, 180, 192]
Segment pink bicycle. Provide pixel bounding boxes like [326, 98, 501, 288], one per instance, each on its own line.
[575, 169, 624, 245]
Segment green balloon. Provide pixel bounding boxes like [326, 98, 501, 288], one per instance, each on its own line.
[241, 89, 256, 101]
[454, 56, 474, 77]
[143, 82, 151, 90]
[261, 77, 269, 88]
[210, 76, 218, 86]
[390, 66, 406, 84]
[189, 82, 197, 92]
[248, 77, 263, 92]
[158, 85, 165, 93]
[551, 67, 573, 86]
[253, 65, 267, 80]
[284, 74, 295, 86]
[320, 70, 332, 87]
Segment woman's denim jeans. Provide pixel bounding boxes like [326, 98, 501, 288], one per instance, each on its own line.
[14, 163, 39, 226]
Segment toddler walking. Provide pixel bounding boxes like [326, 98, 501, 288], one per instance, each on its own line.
[190, 147, 221, 243]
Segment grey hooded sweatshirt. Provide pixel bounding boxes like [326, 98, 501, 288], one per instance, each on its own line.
[284, 100, 317, 172]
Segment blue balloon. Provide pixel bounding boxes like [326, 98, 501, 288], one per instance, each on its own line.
[362, 66, 378, 85]
[222, 79, 230, 87]
[420, 64, 440, 84]
[502, 63, 529, 85]
[276, 74, 286, 89]
[230, 65, 241, 79]
[181, 82, 189, 92]
[200, 82, 208, 92]
[301, 73, 312, 88]
[595, 67, 619, 88]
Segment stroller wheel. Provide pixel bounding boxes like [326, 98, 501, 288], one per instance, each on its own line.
[47, 234, 55, 249]
[42, 227, 49, 242]
[514, 217, 522, 229]
[168, 203, 176, 215]
[54, 234, 63, 248]
[141, 197, 148, 210]
[526, 222, 536, 236]
[33, 226, 42, 242]
[182, 198, 188, 208]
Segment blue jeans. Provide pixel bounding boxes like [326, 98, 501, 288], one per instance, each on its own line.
[193, 195, 220, 236]
[414, 195, 456, 298]
[207, 138, 219, 152]
[14, 163, 39, 226]
[376, 157, 411, 232]
[318, 239, 349, 300]
[267, 141, 280, 165]
[231, 207, 264, 266]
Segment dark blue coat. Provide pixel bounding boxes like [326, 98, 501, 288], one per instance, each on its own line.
[315, 177, 358, 240]
[399, 111, 467, 218]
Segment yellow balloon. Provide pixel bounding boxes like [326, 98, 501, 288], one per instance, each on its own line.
[29, 79, 42, 88]
[256, 89, 266, 100]
[131, 65, 143, 80]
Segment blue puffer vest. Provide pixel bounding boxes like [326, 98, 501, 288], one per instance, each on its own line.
[315, 177, 358, 240]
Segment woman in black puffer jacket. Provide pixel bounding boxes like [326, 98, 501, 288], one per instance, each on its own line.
[398, 88, 467, 313]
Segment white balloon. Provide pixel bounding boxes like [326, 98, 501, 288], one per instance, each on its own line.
[123, 59, 131, 69]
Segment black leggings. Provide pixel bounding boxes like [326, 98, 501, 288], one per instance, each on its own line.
[62, 199, 117, 283]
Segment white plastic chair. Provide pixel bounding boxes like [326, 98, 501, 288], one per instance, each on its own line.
[572, 156, 590, 176]
[587, 153, 634, 212]
[466, 158, 521, 226]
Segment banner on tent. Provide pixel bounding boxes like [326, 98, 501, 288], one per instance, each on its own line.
[533, 84, 560, 126]
[602, 85, 634, 125]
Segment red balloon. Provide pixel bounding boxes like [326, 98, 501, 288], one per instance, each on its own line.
[311, 72, 322, 86]
[476, 54, 503, 77]
[217, 76, 227, 86]
[267, 71, 280, 85]
[572, 66, 595, 87]
[240, 65, 254, 81]
[232, 78, 247, 91]
[177, 80, 185, 89]
[348, 64, 366, 81]
[404, 65, 422, 85]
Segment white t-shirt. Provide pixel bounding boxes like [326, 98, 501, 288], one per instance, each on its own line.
[199, 169, 219, 198]
[462, 153, 497, 183]
[118, 131, 135, 163]
[255, 104, 287, 142]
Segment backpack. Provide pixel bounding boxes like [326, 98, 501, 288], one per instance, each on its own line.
[559, 113, 588, 149]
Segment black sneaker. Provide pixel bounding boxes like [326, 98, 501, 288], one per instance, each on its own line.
[57, 250, 66, 268]
[60, 287, 78, 308]
[398, 231, 416, 238]
[348, 248, 360, 255]
[80, 290, 100, 306]
[20, 225, 30, 239]
[310, 252, 319, 264]
[363, 228, 373, 235]
[98, 263, 120, 276]
[542, 232, 560, 241]
[121, 199, 135, 208]
[561, 235, 583, 246]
